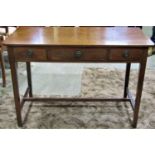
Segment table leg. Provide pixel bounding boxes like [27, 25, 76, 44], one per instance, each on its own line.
[132, 61, 147, 128]
[0, 51, 6, 87]
[8, 50, 22, 127]
[124, 63, 131, 98]
[26, 62, 33, 97]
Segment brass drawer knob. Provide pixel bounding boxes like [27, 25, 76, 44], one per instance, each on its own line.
[74, 50, 82, 58]
[122, 50, 129, 58]
[26, 49, 33, 58]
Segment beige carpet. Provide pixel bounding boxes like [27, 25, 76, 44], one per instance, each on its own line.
[0, 67, 155, 128]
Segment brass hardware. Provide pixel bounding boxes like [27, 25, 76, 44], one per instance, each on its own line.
[74, 50, 82, 58]
[122, 50, 129, 58]
[27, 49, 33, 58]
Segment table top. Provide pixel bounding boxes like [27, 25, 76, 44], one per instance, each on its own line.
[3, 26, 154, 47]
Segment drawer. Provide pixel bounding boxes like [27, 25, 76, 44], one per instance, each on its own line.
[13, 47, 47, 61]
[47, 47, 108, 62]
[109, 48, 144, 61]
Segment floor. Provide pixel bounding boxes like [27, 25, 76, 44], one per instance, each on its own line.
[1, 26, 155, 97]
[18, 57, 154, 96]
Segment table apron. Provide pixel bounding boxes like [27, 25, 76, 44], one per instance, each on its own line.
[12, 47, 148, 63]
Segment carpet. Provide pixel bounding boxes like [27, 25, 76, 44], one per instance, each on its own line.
[0, 65, 155, 128]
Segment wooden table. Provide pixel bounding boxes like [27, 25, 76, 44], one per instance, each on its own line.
[3, 27, 153, 128]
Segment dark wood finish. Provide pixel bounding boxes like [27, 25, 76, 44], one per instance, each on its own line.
[8, 47, 22, 127]
[133, 54, 147, 128]
[3, 27, 153, 46]
[3, 27, 153, 128]
[124, 63, 131, 98]
[109, 48, 145, 62]
[0, 35, 6, 87]
[26, 62, 33, 97]
[0, 49, 6, 87]
[47, 47, 108, 62]
[23, 97, 130, 102]
[14, 47, 47, 61]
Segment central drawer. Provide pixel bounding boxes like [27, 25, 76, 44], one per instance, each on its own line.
[47, 47, 108, 62]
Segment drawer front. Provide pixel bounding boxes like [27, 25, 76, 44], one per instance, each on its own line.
[13, 47, 47, 61]
[47, 47, 108, 62]
[109, 48, 144, 61]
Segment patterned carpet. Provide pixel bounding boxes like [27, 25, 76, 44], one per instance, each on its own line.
[0, 65, 155, 128]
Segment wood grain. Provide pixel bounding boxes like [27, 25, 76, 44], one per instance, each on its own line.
[5, 26, 153, 128]
[3, 27, 154, 47]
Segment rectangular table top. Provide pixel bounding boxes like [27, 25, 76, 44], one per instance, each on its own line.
[3, 26, 154, 47]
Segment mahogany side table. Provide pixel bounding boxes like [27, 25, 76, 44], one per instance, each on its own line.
[3, 27, 154, 128]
